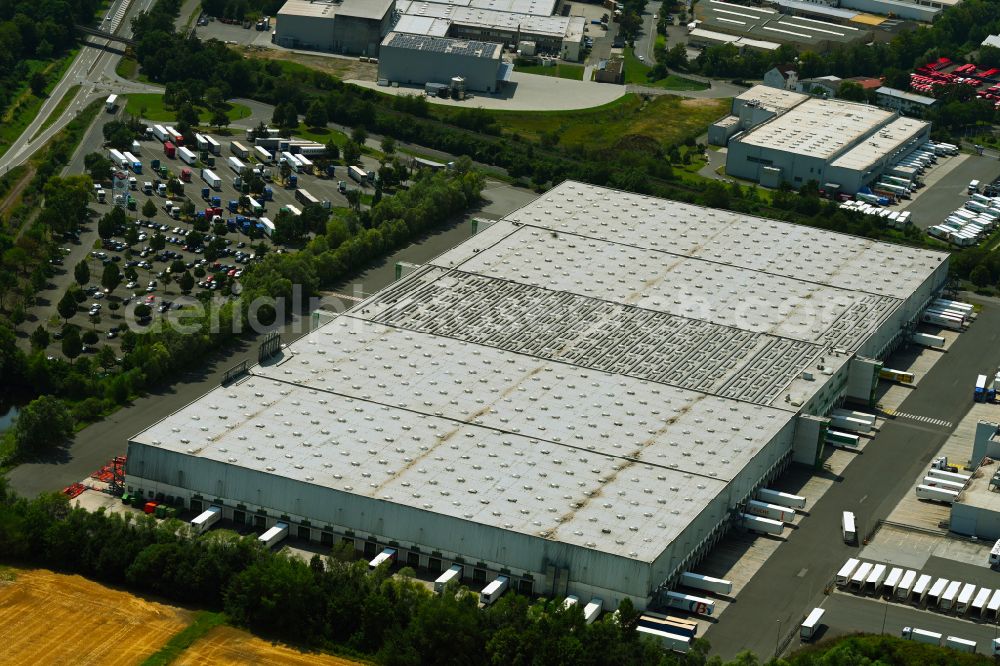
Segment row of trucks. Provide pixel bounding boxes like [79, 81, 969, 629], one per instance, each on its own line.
[825, 408, 877, 451]
[836, 557, 1000, 627]
[900, 627, 990, 654]
[922, 297, 972, 332]
[740, 487, 806, 536]
[838, 200, 911, 229]
[914, 458, 972, 503]
[929, 197, 1000, 246]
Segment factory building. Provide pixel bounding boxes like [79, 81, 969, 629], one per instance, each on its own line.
[273, 0, 395, 55]
[125, 181, 948, 610]
[395, 0, 586, 60]
[378, 32, 505, 93]
[723, 85, 931, 194]
[692, 0, 872, 52]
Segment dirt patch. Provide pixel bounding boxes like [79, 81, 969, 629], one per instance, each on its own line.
[175, 625, 366, 665]
[241, 47, 377, 81]
[0, 568, 194, 666]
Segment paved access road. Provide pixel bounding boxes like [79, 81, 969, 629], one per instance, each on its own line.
[704, 302, 1000, 661]
[0, 0, 163, 172]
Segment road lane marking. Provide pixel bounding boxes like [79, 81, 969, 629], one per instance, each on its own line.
[890, 411, 952, 428]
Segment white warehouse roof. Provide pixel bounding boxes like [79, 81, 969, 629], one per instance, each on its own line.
[736, 97, 895, 159]
[129, 182, 948, 576]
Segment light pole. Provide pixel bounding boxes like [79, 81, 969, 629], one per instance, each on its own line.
[881, 594, 889, 635]
[775, 618, 782, 658]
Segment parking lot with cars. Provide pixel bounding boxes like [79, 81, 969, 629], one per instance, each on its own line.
[36, 125, 385, 358]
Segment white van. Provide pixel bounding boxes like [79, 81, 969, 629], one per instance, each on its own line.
[842, 511, 856, 543]
[969, 180, 981, 194]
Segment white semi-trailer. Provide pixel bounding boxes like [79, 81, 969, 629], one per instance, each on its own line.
[258, 522, 289, 549]
[836, 558, 861, 586]
[679, 572, 733, 595]
[480, 576, 509, 606]
[755, 488, 806, 509]
[745, 500, 795, 522]
[901, 627, 942, 645]
[434, 564, 463, 593]
[583, 598, 603, 624]
[740, 513, 783, 535]
[664, 590, 715, 616]
[190, 506, 222, 533]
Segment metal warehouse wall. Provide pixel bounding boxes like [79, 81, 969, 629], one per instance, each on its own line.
[125, 442, 656, 604]
[951, 503, 1000, 541]
[274, 14, 336, 51]
[378, 45, 501, 92]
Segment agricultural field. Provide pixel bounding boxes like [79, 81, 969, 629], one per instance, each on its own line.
[176, 625, 366, 665]
[0, 567, 367, 665]
[488, 94, 729, 150]
[0, 568, 194, 665]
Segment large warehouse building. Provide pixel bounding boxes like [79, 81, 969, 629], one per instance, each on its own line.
[273, 0, 395, 55]
[125, 181, 949, 610]
[378, 32, 505, 92]
[723, 85, 931, 194]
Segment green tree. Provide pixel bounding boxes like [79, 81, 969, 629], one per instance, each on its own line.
[134, 303, 151, 319]
[179, 271, 195, 293]
[74, 260, 89, 286]
[102, 262, 122, 293]
[212, 108, 230, 132]
[837, 81, 867, 102]
[84, 153, 113, 183]
[125, 225, 140, 248]
[12, 395, 74, 457]
[380, 136, 396, 155]
[151, 233, 166, 251]
[30, 325, 50, 352]
[351, 126, 368, 145]
[970, 264, 992, 288]
[304, 99, 328, 128]
[99, 345, 117, 371]
[343, 141, 362, 166]
[142, 199, 157, 220]
[62, 326, 82, 362]
[29, 71, 47, 96]
[82, 330, 99, 345]
[57, 290, 78, 322]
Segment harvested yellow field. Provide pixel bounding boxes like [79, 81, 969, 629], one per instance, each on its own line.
[0, 568, 194, 666]
[176, 625, 366, 665]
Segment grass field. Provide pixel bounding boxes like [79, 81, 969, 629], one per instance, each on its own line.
[0, 568, 195, 665]
[515, 63, 585, 80]
[175, 625, 364, 665]
[125, 93, 251, 123]
[488, 94, 728, 150]
[622, 48, 708, 91]
[294, 124, 350, 147]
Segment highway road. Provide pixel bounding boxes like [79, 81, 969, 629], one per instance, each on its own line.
[704, 302, 1000, 660]
[0, 0, 162, 173]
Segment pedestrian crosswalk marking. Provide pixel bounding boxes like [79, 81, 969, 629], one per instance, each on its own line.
[892, 411, 952, 428]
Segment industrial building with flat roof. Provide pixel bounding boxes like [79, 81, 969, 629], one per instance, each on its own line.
[693, 0, 871, 52]
[724, 85, 932, 193]
[378, 32, 505, 92]
[273, 0, 395, 55]
[395, 0, 585, 60]
[125, 181, 948, 609]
